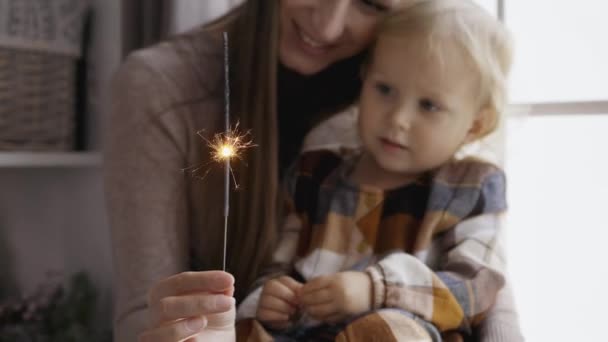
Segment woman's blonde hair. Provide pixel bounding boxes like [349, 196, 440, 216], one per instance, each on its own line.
[378, 0, 513, 140]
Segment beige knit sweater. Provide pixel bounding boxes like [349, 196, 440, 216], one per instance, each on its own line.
[104, 26, 524, 342]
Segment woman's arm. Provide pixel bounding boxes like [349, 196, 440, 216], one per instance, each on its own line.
[105, 51, 193, 341]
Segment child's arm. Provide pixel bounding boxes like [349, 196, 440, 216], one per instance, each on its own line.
[236, 162, 305, 324]
[236, 208, 303, 323]
[239, 150, 345, 325]
[366, 169, 507, 334]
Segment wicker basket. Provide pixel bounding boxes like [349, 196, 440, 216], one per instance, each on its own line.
[0, 0, 88, 151]
[0, 48, 76, 150]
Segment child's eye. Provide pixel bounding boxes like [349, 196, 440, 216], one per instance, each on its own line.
[374, 82, 393, 96]
[419, 98, 441, 112]
[359, 0, 389, 12]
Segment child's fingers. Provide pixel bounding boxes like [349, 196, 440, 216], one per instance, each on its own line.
[257, 307, 291, 323]
[259, 294, 296, 315]
[300, 287, 333, 306]
[324, 313, 343, 324]
[264, 278, 299, 305]
[277, 276, 304, 293]
[304, 302, 336, 320]
[301, 275, 331, 295]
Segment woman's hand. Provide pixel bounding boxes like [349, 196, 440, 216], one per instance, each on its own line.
[300, 271, 372, 323]
[139, 271, 236, 342]
[256, 276, 303, 330]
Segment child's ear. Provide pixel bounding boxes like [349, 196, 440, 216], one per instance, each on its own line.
[465, 107, 493, 143]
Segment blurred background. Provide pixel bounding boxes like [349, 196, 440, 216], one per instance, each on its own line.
[0, 1, 239, 340]
[0, 0, 605, 341]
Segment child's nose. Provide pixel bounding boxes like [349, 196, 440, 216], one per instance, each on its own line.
[389, 105, 414, 131]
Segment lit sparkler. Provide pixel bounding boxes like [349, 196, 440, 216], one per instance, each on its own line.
[221, 31, 231, 272]
[215, 32, 256, 271]
[184, 33, 255, 271]
[204, 124, 256, 188]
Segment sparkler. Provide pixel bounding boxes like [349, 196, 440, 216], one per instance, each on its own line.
[221, 31, 231, 272]
[183, 33, 255, 271]
[212, 32, 256, 271]
[206, 123, 255, 189]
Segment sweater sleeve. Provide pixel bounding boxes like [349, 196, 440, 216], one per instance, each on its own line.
[479, 282, 524, 342]
[104, 51, 193, 342]
[366, 167, 508, 334]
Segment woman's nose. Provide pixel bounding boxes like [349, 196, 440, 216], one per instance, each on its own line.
[312, 0, 350, 43]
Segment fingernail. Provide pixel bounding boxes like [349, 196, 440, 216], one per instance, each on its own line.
[186, 317, 207, 332]
[212, 272, 235, 290]
[215, 296, 235, 310]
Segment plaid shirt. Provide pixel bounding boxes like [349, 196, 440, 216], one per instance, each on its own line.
[237, 149, 508, 335]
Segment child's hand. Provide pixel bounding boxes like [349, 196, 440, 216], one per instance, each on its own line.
[256, 276, 303, 330]
[300, 271, 372, 323]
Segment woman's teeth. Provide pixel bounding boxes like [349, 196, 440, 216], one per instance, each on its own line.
[300, 30, 324, 48]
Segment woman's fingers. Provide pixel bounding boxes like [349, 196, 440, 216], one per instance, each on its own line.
[149, 271, 235, 304]
[154, 293, 235, 323]
[141, 271, 237, 341]
[205, 305, 236, 330]
[138, 316, 207, 342]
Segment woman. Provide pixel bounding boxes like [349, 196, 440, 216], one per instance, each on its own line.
[105, 1, 523, 341]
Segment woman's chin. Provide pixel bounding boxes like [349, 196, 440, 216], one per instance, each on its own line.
[279, 52, 330, 76]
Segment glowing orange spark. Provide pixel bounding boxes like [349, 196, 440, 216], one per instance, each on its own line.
[207, 124, 256, 164]
[183, 124, 255, 185]
[220, 145, 234, 158]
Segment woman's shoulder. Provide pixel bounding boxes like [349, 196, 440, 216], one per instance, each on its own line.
[112, 26, 224, 119]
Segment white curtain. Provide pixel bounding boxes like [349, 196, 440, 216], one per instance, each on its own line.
[166, 0, 243, 35]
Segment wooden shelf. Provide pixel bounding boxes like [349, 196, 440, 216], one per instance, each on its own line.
[0, 152, 102, 168]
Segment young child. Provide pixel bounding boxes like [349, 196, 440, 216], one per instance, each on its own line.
[237, 0, 513, 340]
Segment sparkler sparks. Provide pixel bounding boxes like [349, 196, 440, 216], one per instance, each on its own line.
[208, 124, 256, 164]
[192, 124, 256, 189]
[220, 146, 234, 158]
[184, 32, 253, 272]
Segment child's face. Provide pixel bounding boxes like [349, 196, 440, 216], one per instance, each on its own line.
[358, 34, 483, 176]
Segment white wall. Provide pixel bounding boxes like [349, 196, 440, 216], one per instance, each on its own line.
[0, 168, 111, 312]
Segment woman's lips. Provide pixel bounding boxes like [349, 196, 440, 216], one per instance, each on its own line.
[380, 137, 408, 151]
[293, 20, 330, 56]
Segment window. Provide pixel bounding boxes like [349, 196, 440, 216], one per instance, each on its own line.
[502, 1, 608, 341]
[505, 115, 608, 342]
[506, 1, 608, 103]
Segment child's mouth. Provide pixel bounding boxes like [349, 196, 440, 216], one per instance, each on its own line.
[380, 137, 408, 150]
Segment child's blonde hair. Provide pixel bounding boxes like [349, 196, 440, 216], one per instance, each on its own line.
[377, 0, 513, 140]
